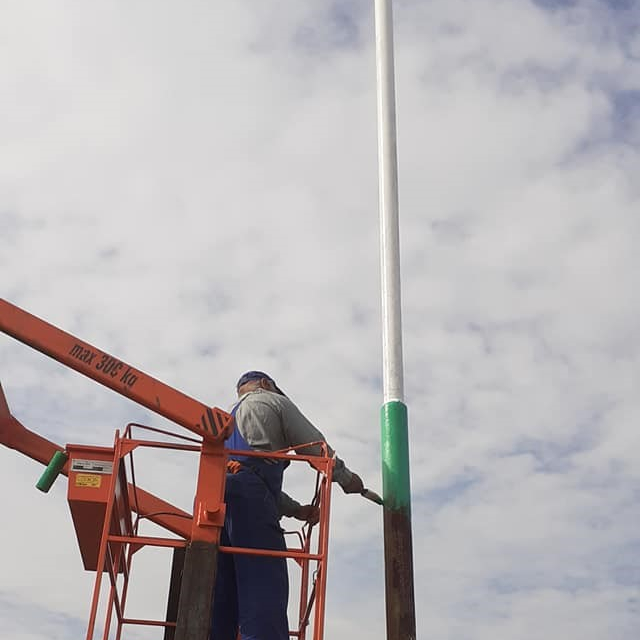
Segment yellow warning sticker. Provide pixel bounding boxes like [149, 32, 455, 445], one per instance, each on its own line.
[75, 473, 102, 488]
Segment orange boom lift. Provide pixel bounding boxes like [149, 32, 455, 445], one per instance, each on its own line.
[0, 298, 335, 640]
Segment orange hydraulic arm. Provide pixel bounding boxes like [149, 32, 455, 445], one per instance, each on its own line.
[0, 298, 231, 441]
[0, 383, 192, 539]
[0, 297, 234, 540]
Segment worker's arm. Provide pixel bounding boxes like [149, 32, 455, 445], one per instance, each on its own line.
[278, 490, 302, 517]
[235, 391, 364, 494]
[277, 396, 364, 494]
[278, 491, 320, 524]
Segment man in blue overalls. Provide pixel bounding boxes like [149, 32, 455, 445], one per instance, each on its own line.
[210, 371, 365, 640]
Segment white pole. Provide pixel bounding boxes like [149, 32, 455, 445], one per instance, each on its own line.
[375, 0, 404, 404]
[374, 4, 417, 640]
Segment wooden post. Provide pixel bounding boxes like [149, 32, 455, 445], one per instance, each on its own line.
[164, 546, 186, 640]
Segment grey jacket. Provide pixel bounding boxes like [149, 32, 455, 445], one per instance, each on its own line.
[233, 388, 355, 516]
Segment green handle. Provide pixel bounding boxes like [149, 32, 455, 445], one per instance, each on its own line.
[36, 450, 69, 493]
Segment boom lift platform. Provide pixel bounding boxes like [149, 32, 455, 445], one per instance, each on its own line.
[0, 298, 335, 640]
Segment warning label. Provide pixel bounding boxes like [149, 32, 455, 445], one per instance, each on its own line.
[71, 459, 113, 475]
[75, 474, 102, 488]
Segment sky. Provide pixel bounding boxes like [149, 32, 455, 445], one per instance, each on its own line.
[1, 0, 639, 638]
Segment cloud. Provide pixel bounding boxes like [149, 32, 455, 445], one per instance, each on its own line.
[1, 0, 639, 638]
[0, 591, 86, 640]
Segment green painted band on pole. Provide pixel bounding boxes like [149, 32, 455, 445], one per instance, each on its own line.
[381, 400, 411, 510]
[36, 450, 68, 493]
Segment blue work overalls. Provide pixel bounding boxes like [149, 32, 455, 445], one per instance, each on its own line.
[210, 402, 289, 640]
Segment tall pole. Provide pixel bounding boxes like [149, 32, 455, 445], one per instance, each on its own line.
[374, 1, 417, 639]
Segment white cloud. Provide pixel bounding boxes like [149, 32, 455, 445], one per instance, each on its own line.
[1, 0, 639, 638]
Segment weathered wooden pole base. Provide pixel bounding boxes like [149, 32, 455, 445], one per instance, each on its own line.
[174, 541, 219, 640]
[384, 507, 417, 640]
[164, 546, 186, 640]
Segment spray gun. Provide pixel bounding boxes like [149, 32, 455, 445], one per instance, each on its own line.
[361, 488, 384, 506]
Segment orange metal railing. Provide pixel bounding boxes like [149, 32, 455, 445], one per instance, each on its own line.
[79, 423, 334, 640]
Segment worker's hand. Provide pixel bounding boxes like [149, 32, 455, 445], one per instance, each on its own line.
[341, 472, 365, 495]
[294, 504, 320, 525]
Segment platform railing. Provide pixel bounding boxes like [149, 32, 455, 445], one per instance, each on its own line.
[82, 423, 334, 640]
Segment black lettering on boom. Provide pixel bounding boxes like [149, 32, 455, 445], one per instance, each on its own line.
[120, 367, 139, 388]
[96, 354, 124, 378]
[68, 343, 97, 365]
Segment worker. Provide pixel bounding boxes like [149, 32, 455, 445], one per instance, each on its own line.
[210, 370, 365, 640]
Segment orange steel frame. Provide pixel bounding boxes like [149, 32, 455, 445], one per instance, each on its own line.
[0, 387, 194, 538]
[0, 298, 335, 639]
[0, 296, 229, 539]
[82, 424, 334, 640]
